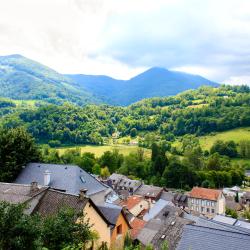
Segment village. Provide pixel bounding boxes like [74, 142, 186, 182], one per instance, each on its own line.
[1, 162, 250, 250]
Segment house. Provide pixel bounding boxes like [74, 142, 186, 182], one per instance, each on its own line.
[177, 216, 250, 250]
[15, 163, 114, 204]
[136, 205, 192, 250]
[84, 202, 131, 249]
[120, 195, 150, 217]
[188, 187, 225, 218]
[135, 184, 163, 201]
[0, 182, 130, 250]
[108, 173, 142, 194]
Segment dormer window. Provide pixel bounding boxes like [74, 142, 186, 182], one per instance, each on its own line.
[80, 176, 86, 183]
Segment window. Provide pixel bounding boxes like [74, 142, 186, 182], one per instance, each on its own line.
[196, 199, 199, 205]
[196, 206, 199, 212]
[211, 202, 215, 207]
[207, 208, 210, 213]
[191, 205, 194, 210]
[117, 224, 122, 235]
[201, 207, 204, 212]
[206, 201, 210, 206]
[211, 209, 215, 213]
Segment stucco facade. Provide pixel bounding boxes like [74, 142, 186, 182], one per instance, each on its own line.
[188, 188, 225, 218]
[111, 213, 130, 250]
[83, 201, 130, 249]
[84, 201, 111, 249]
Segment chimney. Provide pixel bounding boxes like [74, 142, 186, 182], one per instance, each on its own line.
[30, 181, 39, 193]
[44, 170, 52, 186]
[79, 188, 88, 201]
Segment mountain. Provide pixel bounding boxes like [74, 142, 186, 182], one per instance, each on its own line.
[66, 67, 219, 106]
[0, 54, 99, 105]
[0, 54, 219, 106]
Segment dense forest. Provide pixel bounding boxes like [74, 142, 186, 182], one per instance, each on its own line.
[1, 85, 250, 146]
[0, 127, 247, 192]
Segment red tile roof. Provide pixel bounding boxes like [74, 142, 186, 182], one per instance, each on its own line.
[130, 218, 146, 239]
[190, 187, 222, 201]
[120, 195, 143, 210]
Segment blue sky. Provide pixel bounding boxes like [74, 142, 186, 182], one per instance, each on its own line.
[0, 0, 250, 84]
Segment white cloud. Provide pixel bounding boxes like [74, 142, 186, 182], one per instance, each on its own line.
[0, 0, 250, 84]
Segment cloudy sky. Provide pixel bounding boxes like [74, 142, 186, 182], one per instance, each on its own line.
[0, 0, 250, 84]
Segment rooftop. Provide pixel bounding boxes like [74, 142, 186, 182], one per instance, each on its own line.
[176, 224, 250, 250]
[130, 218, 146, 239]
[97, 203, 122, 225]
[189, 187, 222, 201]
[34, 189, 88, 217]
[135, 184, 163, 198]
[15, 163, 108, 196]
[0, 182, 47, 204]
[137, 205, 192, 250]
[143, 199, 174, 222]
[120, 195, 144, 210]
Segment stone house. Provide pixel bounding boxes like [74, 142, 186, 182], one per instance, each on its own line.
[188, 187, 225, 218]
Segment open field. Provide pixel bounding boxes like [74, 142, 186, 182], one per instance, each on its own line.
[199, 127, 250, 150]
[56, 144, 151, 158]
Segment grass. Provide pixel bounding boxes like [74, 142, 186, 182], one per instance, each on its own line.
[56, 144, 151, 158]
[199, 127, 250, 150]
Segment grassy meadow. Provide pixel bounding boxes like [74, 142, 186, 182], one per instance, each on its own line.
[199, 127, 250, 150]
[56, 144, 151, 158]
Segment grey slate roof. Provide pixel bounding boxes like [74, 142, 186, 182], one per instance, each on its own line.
[135, 184, 163, 198]
[143, 199, 174, 222]
[213, 215, 237, 225]
[97, 202, 122, 225]
[15, 163, 108, 196]
[137, 205, 192, 250]
[0, 182, 47, 204]
[160, 191, 174, 202]
[183, 212, 250, 234]
[176, 224, 250, 250]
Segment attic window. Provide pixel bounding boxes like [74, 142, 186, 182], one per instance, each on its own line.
[117, 224, 122, 235]
[80, 176, 86, 183]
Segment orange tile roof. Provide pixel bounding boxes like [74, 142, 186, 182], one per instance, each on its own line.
[120, 196, 143, 210]
[130, 218, 146, 239]
[190, 187, 222, 201]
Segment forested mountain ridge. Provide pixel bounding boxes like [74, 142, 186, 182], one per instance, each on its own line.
[66, 67, 219, 105]
[0, 54, 99, 105]
[0, 54, 219, 106]
[2, 85, 250, 146]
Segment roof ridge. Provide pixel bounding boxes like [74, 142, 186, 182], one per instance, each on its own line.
[30, 162, 79, 167]
[187, 224, 250, 236]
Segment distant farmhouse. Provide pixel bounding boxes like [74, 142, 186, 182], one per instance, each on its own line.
[188, 187, 225, 218]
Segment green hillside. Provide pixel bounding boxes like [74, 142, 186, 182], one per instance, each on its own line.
[1, 85, 250, 146]
[0, 54, 99, 105]
[199, 127, 250, 150]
